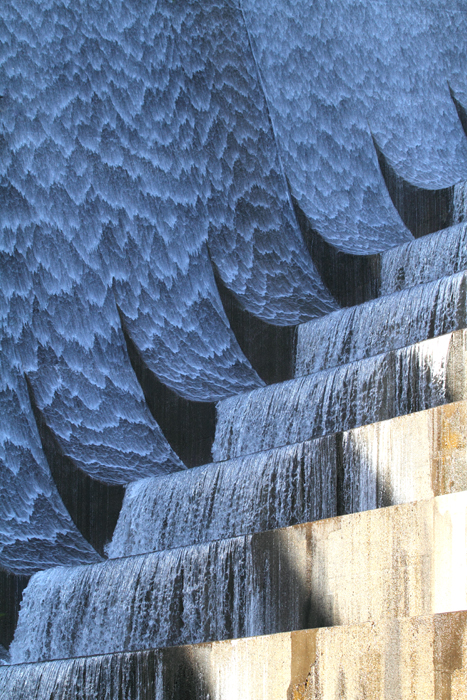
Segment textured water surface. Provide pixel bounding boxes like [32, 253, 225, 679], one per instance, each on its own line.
[296, 270, 467, 377]
[0, 0, 338, 573]
[108, 436, 336, 558]
[380, 223, 467, 295]
[10, 533, 303, 661]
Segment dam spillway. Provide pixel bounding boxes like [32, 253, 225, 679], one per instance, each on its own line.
[2, 0, 467, 698]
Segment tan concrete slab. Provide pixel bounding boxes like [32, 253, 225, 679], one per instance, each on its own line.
[338, 399, 467, 513]
[202, 612, 467, 699]
[229, 491, 467, 633]
[3, 612, 467, 699]
[300, 491, 467, 627]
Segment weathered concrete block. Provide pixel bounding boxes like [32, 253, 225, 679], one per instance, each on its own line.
[339, 399, 467, 513]
[200, 612, 467, 700]
[3, 611, 467, 699]
[303, 491, 467, 626]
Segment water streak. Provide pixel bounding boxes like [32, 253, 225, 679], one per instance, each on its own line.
[0, 651, 164, 699]
[10, 532, 305, 662]
[453, 181, 467, 225]
[380, 223, 467, 295]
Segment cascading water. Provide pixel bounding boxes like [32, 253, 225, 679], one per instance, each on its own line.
[453, 181, 467, 225]
[241, 0, 467, 252]
[9, 530, 308, 663]
[2, 0, 467, 695]
[295, 270, 467, 377]
[107, 436, 337, 558]
[213, 332, 460, 461]
[0, 647, 9, 667]
[380, 223, 467, 295]
[0, 652, 166, 700]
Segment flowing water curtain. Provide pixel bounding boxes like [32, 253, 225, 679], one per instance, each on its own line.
[295, 270, 467, 376]
[213, 333, 457, 460]
[0, 254, 100, 573]
[107, 436, 337, 558]
[380, 223, 467, 295]
[109, 0, 337, 406]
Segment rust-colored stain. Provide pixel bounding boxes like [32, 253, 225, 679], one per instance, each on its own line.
[434, 612, 467, 700]
[288, 629, 317, 700]
[432, 403, 467, 495]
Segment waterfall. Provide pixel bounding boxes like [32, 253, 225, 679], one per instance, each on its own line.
[0, 651, 165, 700]
[295, 270, 467, 377]
[9, 530, 309, 663]
[0, 646, 10, 666]
[10, 542, 242, 662]
[241, 0, 467, 254]
[2, 0, 467, 695]
[380, 223, 467, 295]
[107, 436, 337, 558]
[214, 333, 458, 461]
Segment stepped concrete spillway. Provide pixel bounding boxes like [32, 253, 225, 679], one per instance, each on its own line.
[2, 221, 467, 696]
[214, 329, 467, 461]
[2, 1, 467, 698]
[108, 399, 467, 558]
[8, 491, 467, 663]
[2, 612, 466, 699]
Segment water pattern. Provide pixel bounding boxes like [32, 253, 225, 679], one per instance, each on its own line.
[0, 652, 165, 699]
[9, 532, 301, 662]
[2, 0, 467, 690]
[0, 0, 339, 576]
[108, 436, 336, 558]
[0, 298, 100, 574]
[380, 222, 467, 295]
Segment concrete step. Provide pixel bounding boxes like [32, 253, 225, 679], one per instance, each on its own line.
[214, 329, 467, 461]
[9, 491, 467, 663]
[109, 399, 467, 558]
[294, 268, 467, 378]
[2, 610, 467, 699]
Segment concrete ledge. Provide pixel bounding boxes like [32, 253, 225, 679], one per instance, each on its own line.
[3, 611, 467, 699]
[11, 491, 467, 660]
[338, 398, 467, 513]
